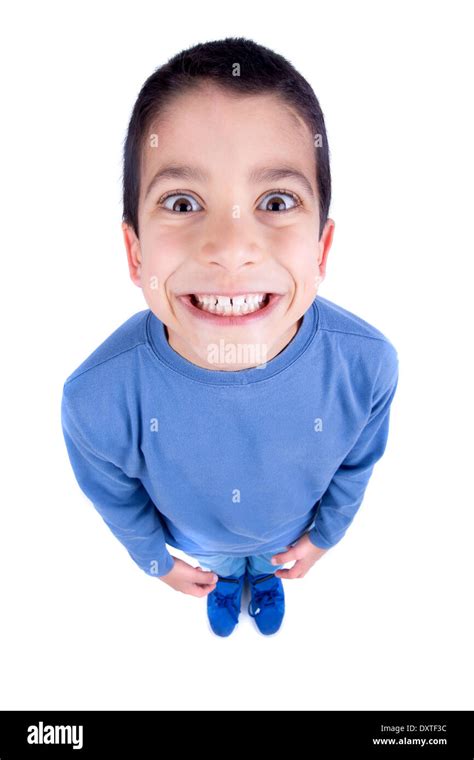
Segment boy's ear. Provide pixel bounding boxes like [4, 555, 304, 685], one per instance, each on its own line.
[122, 222, 142, 287]
[317, 217, 335, 281]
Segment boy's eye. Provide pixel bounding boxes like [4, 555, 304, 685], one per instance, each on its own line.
[156, 189, 301, 214]
[256, 190, 301, 212]
[158, 193, 203, 213]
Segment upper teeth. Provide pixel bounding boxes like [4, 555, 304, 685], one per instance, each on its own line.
[193, 293, 267, 315]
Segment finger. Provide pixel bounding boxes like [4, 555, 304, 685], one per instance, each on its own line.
[195, 578, 218, 588]
[192, 567, 218, 583]
[271, 547, 298, 565]
[274, 563, 303, 579]
[189, 583, 216, 597]
[198, 583, 217, 596]
[195, 581, 217, 590]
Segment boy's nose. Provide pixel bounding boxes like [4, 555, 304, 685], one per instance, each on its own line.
[197, 217, 265, 272]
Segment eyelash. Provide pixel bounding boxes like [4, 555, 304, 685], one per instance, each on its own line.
[156, 188, 303, 212]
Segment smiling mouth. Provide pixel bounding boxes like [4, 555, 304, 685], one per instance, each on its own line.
[187, 292, 272, 316]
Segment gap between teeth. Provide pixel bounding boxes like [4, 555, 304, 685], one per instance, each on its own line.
[193, 294, 268, 315]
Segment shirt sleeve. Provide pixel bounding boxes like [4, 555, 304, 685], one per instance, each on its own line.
[308, 344, 399, 550]
[61, 388, 175, 578]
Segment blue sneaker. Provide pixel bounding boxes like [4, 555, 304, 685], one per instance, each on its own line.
[207, 573, 246, 637]
[247, 571, 285, 635]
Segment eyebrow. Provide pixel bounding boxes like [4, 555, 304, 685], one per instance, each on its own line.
[143, 163, 315, 201]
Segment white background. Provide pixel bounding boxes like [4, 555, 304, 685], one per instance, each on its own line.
[1, 0, 473, 711]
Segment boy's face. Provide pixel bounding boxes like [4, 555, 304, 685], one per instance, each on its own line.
[123, 84, 334, 370]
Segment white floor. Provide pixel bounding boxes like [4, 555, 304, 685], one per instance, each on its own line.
[3, 462, 472, 711]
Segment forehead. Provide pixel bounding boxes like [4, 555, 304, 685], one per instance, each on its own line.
[140, 84, 315, 191]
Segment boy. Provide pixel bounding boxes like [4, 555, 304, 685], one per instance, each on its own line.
[61, 37, 399, 637]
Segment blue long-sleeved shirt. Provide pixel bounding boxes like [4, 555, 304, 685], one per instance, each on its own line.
[60, 295, 399, 578]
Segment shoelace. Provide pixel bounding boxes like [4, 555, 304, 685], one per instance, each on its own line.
[212, 589, 240, 624]
[248, 584, 282, 618]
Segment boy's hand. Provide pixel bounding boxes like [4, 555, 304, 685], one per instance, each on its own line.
[270, 532, 328, 579]
[158, 557, 218, 597]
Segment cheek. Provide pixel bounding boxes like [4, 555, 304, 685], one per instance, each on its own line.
[273, 232, 316, 277]
[272, 223, 316, 255]
[140, 234, 184, 294]
[272, 231, 320, 303]
[141, 256, 163, 293]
